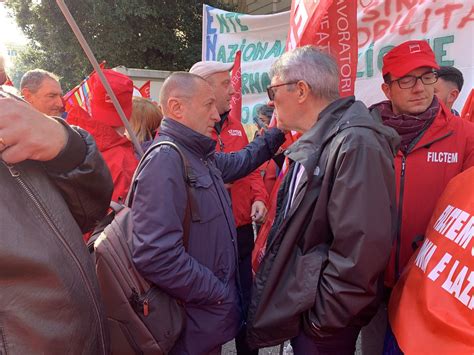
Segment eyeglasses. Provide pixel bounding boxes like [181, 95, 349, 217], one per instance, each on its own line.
[388, 70, 438, 89]
[266, 81, 299, 101]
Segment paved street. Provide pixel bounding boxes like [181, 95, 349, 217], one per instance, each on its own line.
[223, 340, 285, 354]
[222, 337, 363, 354]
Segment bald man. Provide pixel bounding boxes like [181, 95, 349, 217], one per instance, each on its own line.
[130, 72, 285, 354]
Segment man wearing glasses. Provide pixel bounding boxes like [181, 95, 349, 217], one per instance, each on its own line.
[247, 46, 399, 354]
[361, 40, 474, 354]
[373, 40, 474, 289]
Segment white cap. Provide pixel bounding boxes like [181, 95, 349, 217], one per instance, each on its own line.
[189, 61, 234, 79]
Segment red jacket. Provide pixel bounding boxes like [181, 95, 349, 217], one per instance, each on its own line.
[384, 102, 474, 287]
[67, 107, 138, 203]
[213, 115, 268, 227]
[258, 160, 278, 196]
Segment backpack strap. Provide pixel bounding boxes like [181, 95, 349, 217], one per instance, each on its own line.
[126, 140, 195, 251]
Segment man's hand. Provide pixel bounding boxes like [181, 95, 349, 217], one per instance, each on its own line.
[251, 200, 268, 224]
[0, 97, 67, 164]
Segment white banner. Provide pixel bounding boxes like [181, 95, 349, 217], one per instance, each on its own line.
[202, 1, 474, 118]
[202, 5, 290, 128]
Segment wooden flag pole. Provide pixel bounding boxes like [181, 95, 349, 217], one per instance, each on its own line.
[56, 0, 144, 157]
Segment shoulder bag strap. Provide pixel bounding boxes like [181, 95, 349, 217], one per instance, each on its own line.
[126, 140, 195, 251]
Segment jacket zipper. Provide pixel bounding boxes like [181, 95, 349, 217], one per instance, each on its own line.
[217, 134, 225, 152]
[394, 156, 406, 280]
[5, 164, 107, 354]
[411, 131, 453, 152]
[203, 159, 245, 319]
[394, 130, 453, 281]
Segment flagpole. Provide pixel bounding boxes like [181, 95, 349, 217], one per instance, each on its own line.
[55, 0, 144, 157]
[63, 61, 105, 102]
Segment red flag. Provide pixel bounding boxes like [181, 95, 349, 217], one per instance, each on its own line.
[63, 61, 106, 113]
[287, 0, 358, 97]
[461, 88, 474, 123]
[139, 80, 151, 99]
[389, 167, 474, 354]
[3, 76, 14, 87]
[228, 50, 242, 123]
[287, 0, 333, 51]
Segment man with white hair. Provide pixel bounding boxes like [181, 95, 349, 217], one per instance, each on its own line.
[190, 61, 269, 355]
[21, 69, 63, 116]
[246, 46, 399, 354]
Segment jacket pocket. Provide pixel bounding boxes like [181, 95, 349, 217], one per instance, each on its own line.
[293, 246, 326, 313]
[192, 174, 223, 223]
[247, 246, 327, 349]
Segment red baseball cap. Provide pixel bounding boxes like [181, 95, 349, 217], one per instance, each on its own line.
[90, 69, 133, 127]
[382, 40, 439, 78]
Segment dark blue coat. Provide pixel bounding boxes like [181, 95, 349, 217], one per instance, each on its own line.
[132, 118, 284, 354]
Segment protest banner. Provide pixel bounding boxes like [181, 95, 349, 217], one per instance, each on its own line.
[389, 166, 474, 354]
[202, 5, 290, 134]
[203, 1, 474, 117]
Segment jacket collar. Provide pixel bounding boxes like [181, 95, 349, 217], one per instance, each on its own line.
[285, 96, 355, 174]
[286, 96, 399, 180]
[215, 111, 230, 135]
[159, 117, 216, 159]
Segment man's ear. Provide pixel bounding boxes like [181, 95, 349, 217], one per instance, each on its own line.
[447, 89, 460, 107]
[296, 80, 311, 103]
[381, 83, 392, 100]
[21, 88, 32, 101]
[167, 97, 183, 119]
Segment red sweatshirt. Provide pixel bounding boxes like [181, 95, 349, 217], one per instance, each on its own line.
[212, 115, 269, 227]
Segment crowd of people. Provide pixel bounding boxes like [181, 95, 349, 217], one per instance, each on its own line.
[0, 38, 473, 355]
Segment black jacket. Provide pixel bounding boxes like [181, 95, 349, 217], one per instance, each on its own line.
[247, 97, 399, 348]
[0, 102, 113, 353]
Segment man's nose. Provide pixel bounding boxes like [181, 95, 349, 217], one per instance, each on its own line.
[229, 84, 236, 96]
[412, 78, 425, 92]
[211, 107, 220, 121]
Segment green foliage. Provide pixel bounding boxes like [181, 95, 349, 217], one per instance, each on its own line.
[6, 0, 234, 90]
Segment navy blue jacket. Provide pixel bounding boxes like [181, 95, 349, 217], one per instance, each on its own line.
[131, 118, 284, 354]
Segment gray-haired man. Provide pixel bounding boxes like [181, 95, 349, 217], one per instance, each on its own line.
[21, 69, 63, 116]
[246, 46, 399, 354]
